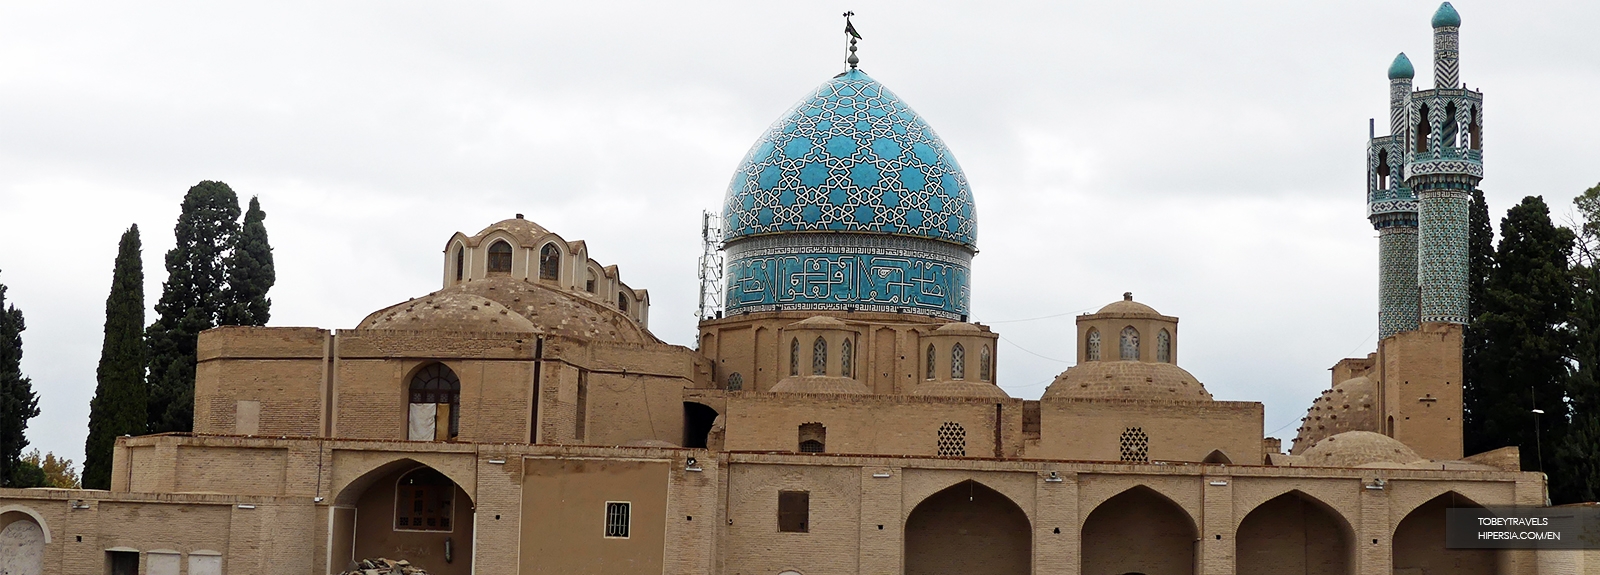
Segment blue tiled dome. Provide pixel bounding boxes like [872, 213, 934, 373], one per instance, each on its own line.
[1387, 53, 1414, 80]
[723, 70, 977, 248]
[1431, 3, 1460, 28]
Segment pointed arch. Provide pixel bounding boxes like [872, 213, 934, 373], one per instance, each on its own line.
[840, 338, 854, 378]
[486, 240, 513, 273]
[1415, 103, 1432, 154]
[1393, 491, 1495, 575]
[812, 337, 828, 376]
[951, 343, 966, 380]
[409, 363, 461, 441]
[1200, 449, 1231, 465]
[538, 243, 560, 280]
[790, 337, 800, 376]
[1236, 490, 1353, 575]
[1156, 329, 1171, 363]
[925, 344, 936, 380]
[453, 244, 465, 281]
[979, 345, 992, 382]
[1376, 148, 1392, 190]
[905, 480, 1030, 575]
[1119, 326, 1140, 360]
[1086, 328, 1101, 361]
[1081, 485, 1197, 575]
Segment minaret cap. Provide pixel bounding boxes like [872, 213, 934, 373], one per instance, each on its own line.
[1431, 2, 1461, 28]
[1387, 53, 1415, 80]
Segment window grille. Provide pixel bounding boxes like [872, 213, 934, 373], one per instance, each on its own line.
[539, 243, 560, 280]
[790, 338, 799, 376]
[1120, 327, 1140, 361]
[840, 338, 853, 378]
[1120, 427, 1150, 462]
[487, 240, 513, 273]
[798, 422, 825, 453]
[925, 344, 936, 380]
[778, 491, 810, 532]
[1086, 329, 1100, 361]
[951, 343, 966, 380]
[727, 372, 743, 392]
[1156, 330, 1171, 363]
[979, 345, 992, 382]
[604, 502, 631, 538]
[812, 337, 828, 376]
[937, 422, 966, 457]
[395, 467, 455, 531]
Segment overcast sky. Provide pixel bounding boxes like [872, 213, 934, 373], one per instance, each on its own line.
[3, 1, 1597, 467]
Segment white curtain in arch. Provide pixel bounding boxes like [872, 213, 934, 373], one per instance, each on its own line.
[1120, 327, 1139, 360]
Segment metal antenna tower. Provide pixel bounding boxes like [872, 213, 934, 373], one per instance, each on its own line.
[696, 210, 725, 321]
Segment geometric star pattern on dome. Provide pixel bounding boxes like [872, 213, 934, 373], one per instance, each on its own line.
[723, 69, 977, 248]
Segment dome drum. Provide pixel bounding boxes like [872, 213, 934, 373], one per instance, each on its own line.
[725, 233, 971, 319]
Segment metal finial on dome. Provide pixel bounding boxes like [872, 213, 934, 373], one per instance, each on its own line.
[1123, 292, 1133, 301]
[843, 11, 862, 70]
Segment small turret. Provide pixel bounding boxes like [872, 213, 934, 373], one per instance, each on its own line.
[1432, 2, 1460, 88]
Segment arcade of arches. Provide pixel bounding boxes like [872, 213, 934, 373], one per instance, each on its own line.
[1082, 486, 1197, 575]
[905, 481, 1031, 575]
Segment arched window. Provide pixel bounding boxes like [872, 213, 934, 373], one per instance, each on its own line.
[1156, 329, 1171, 363]
[980, 345, 992, 382]
[951, 343, 966, 380]
[1119, 327, 1140, 361]
[1086, 329, 1101, 361]
[586, 269, 598, 293]
[539, 243, 560, 280]
[409, 363, 461, 441]
[798, 422, 825, 453]
[487, 240, 513, 273]
[937, 422, 966, 457]
[926, 344, 937, 380]
[726, 372, 743, 392]
[454, 246, 464, 281]
[790, 338, 800, 376]
[1414, 103, 1431, 154]
[1376, 149, 1391, 190]
[1468, 105, 1481, 150]
[1442, 101, 1459, 149]
[395, 467, 455, 531]
[840, 338, 853, 378]
[618, 292, 630, 312]
[812, 337, 828, 376]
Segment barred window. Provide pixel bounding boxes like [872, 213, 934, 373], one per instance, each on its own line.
[604, 502, 631, 538]
[487, 240, 513, 273]
[539, 243, 560, 280]
[812, 337, 828, 376]
[1086, 329, 1100, 361]
[951, 343, 966, 380]
[790, 338, 800, 376]
[727, 372, 743, 392]
[925, 344, 936, 380]
[1120, 427, 1150, 462]
[840, 338, 853, 378]
[1156, 329, 1171, 363]
[980, 345, 992, 382]
[1120, 326, 1140, 361]
[395, 467, 454, 531]
[798, 422, 825, 453]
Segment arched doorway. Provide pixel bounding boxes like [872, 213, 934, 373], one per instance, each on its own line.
[1394, 492, 1496, 575]
[332, 460, 474, 575]
[1236, 491, 1352, 574]
[904, 480, 1030, 575]
[683, 402, 719, 448]
[1082, 486, 1196, 575]
[0, 510, 45, 575]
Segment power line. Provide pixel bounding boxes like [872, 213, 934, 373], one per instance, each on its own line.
[998, 334, 1072, 363]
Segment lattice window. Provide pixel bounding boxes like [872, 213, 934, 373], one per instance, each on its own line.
[1156, 329, 1171, 363]
[951, 343, 965, 380]
[395, 467, 455, 531]
[798, 422, 825, 453]
[790, 338, 800, 376]
[925, 344, 936, 380]
[539, 243, 560, 280]
[937, 422, 966, 457]
[840, 338, 853, 378]
[604, 502, 631, 538]
[1119, 326, 1140, 361]
[487, 240, 513, 273]
[1119, 427, 1150, 462]
[812, 337, 828, 376]
[979, 345, 992, 382]
[727, 372, 743, 392]
[1086, 329, 1100, 361]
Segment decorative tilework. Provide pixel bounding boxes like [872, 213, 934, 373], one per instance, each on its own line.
[723, 228, 972, 318]
[937, 422, 966, 457]
[722, 70, 977, 248]
[1433, 27, 1459, 88]
[1417, 186, 1471, 324]
[1378, 227, 1420, 338]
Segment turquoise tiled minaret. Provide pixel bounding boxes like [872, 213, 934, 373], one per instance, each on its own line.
[1408, 2, 1480, 326]
[1370, 53, 1420, 339]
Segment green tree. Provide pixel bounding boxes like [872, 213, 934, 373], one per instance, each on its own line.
[84, 225, 147, 489]
[0, 271, 41, 487]
[1557, 183, 1600, 502]
[146, 181, 240, 433]
[1463, 189, 1495, 440]
[221, 196, 275, 326]
[1464, 197, 1575, 493]
[21, 449, 81, 489]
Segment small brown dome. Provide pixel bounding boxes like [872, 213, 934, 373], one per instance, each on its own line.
[1095, 292, 1162, 316]
[1289, 376, 1380, 454]
[1043, 361, 1212, 401]
[914, 381, 1011, 399]
[357, 291, 536, 333]
[1300, 431, 1421, 468]
[933, 322, 983, 333]
[468, 216, 551, 248]
[770, 375, 871, 395]
[359, 276, 651, 343]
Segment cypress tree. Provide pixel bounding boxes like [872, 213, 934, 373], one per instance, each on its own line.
[147, 181, 240, 434]
[1558, 183, 1600, 502]
[1463, 189, 1495, 444]
[84, 225, 146, 489]
[221, 196, 275, 326]
[1464, 196, 1575, 485]
[0, 271, 41, 487]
